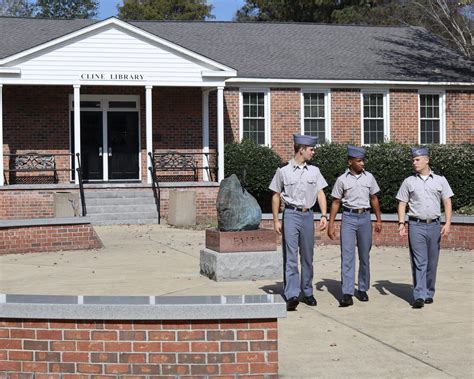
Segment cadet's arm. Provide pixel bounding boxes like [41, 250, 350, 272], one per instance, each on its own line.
[397, 202, 407, 236]
[441, 197, 452, 237]
[370, 194, 383, 232]
[272, 192, 282, 235]
[317, 189, 328, 231]
[328, 198, 341, 239]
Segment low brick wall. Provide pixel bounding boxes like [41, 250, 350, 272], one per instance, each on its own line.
[0, 219, 103, 255]
[0, 294, 285, 378]
[261, 215, 474, 250]
[0, 184, 219, 224]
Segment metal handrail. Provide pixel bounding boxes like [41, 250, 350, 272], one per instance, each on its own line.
[75, 153, 87, 217]
[148, 152, 161, 224]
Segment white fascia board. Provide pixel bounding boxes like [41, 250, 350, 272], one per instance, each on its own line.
[0, 18, 234, 73]
[0, 67, 21, 74]
[202, 70, 237, 78]
[226, 78, 474, 87]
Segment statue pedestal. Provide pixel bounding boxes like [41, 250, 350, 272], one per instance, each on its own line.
[200, 228, 282, 281]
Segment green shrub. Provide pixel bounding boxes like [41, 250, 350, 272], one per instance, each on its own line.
[224, 139, 283, 210]
[224, 141, 473, 214]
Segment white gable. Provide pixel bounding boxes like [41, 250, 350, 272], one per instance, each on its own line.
[1, 23, 234, 86]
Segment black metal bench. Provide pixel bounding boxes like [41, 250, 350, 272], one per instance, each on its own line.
[7, 152, 58, 184]
[154, 151, 198, 182]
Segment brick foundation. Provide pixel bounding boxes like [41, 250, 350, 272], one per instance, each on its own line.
[0, 223, 103, 255]
[0, 318, 278, 377]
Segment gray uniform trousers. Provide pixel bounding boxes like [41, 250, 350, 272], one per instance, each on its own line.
[408, 220, 441, 299]
[282, 208, 315, 299]
[340, 211, 372, 295]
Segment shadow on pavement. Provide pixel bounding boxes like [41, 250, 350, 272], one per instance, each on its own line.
[373, 280, 413, 304]
[260, 282, 284, 295]
[315, 278, 340, 301]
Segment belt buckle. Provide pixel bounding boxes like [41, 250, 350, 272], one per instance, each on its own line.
[357, 209, 364, 214]
[301, 207, 308, 212]
[426, 218, 433, 224]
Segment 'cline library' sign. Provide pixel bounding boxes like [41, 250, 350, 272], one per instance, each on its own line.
[80, 73, 145, 81]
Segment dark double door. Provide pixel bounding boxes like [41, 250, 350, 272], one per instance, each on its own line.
[72, 111, 139, 181]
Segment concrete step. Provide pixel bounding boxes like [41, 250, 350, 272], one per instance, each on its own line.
[84, 191, 155, 199]
[87, 204, 158, 214]
[88, 211, 159, 222]
[91, 218, 160, 225]
[86, 197, 157, 207]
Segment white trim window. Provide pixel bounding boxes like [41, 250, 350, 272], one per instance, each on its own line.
[301, 90, 331, 142]
[419, 92, 445, 144]
[361, 90, 389, 145]
[239, 89, 270, 145]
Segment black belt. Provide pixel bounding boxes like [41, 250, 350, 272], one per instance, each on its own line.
[409, 216, 439, 224]
[342, 207, 370, 214]
[285, 205, 311, 213]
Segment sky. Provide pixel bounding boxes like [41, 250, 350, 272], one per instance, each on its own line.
[98, 0, 246, 20]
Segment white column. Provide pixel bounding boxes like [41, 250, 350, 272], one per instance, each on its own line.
[0, 84, 3, 186]
[146, 85, 153, 184]
[217, 86, 224, 182]
[73, 85, 81, 185]
[202, 89, 210, 181]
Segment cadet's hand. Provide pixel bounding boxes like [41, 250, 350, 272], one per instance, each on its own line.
[319, 217, 327, 231]
[327, 223, 336, 240]
[398, 223, 407, 236]
[274, 220, 282, 235]
[441, 223, 451, 237]
[374, 221, 383, 233]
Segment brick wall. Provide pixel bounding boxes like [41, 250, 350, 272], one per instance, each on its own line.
[0, 186, 219, 224]
[0, 318, 278, 377]
[260, 219, 474, 250]
[3, 85, 472, 186]
[446, 90, 474, 144]
[0, 223, 102, 255]
[270, 89, 300, 161]
[330, 89, 361, 144]
[389, 89, 418, 144]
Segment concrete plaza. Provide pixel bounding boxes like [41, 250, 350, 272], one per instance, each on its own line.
[0, 224, 472, 378]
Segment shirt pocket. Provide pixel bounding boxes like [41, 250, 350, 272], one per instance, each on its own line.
[427, 185, 443, 198]
[283, 180, 298, 193]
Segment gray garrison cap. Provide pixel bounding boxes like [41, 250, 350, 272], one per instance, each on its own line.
[347, 145, 366, 159]
[293, 134, 318, 146]
[411, 147, 429, 157]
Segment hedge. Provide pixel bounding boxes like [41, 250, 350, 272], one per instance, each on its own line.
[224, 140, 473, 214]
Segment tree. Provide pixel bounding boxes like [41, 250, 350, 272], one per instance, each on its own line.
[118, 0, 214, 21]
[35, 0, 98, 19]
[0, 0, 36, 17]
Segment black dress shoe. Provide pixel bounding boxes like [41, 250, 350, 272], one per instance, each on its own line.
[286, 296, 299, 311]
[339, 294, 353, 307]
[356, 290, 369, 302]
[301, 295, 317, 306]
[424, 298, 434, 304]
[412, 298, 425, 309]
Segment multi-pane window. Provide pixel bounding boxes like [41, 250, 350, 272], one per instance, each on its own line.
[242, 92, 266, 144]
[420, 94, 440, 144]
[303, 93, 326, 142]
[363, 93, 385, 144]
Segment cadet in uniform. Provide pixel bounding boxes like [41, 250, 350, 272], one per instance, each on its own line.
[397, 147, 453, 309]
[328, 145, 382, 307]
[269, 134, 328, 311]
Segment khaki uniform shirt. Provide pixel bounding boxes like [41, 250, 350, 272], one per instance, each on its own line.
[269, 159, 328, 209]
[331, 170, 380, 209]
[396, 171, 454, 219]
